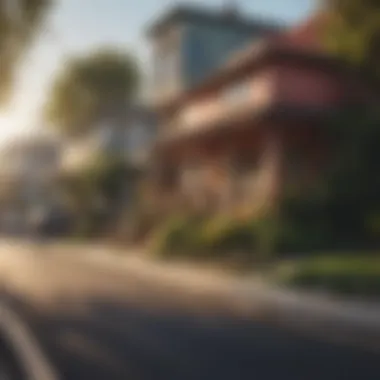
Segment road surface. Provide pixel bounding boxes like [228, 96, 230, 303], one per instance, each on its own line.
[0, 246, 380, 380]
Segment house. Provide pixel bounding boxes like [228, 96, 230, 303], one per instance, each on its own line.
[147, 3, 282, 106]
[61, 104, 157, 172]
[58, 104, 158, 237]
[146, 7, 378, 217]
[0, 134, 63, 234]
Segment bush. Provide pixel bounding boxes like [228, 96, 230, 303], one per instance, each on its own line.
[275, 254, 380, 296]
[276, 193, 333, 254]
[152, 215, 204, 258]
[201, 216, 257, 255]
[254, 216, 282, 258]
[152, 214, 282, 261]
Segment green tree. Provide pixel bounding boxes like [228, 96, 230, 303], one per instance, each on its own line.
[45, 47, 140, 136]
[0, 0, 52, 104]
[324, 0, 380, 78]
[324, 108, 380, 245]
[60, 154, 140, 238]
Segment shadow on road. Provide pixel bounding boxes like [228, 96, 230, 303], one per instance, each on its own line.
[0, 326, 29, 380]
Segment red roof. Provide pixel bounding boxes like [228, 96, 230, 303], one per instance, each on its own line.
[271, 12, 328, 53]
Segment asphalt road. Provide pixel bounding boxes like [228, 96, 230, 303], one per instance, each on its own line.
[1, 248, 380, 380]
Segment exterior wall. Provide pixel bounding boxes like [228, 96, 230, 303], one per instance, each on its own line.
[182, 22, 255, 90]
[162, 60, 348, 143]
[154, 111, 330, 216]
[271, 63, 344, 107]
[150, 14, 273, 104]
[153, 125, 288, 216]
[165, 67, 276, 135]
[151, 25, 184, 102]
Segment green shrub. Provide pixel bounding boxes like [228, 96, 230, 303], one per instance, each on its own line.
[276, 255, 380, 296]
[152, 215, 204, 258]
[254, 216, 282, 258]
[276, 193, 333, 254]
[152, 214, 260, 259]
[276, 222, 333, 254]
[152, 213, 302, 261]
[201, 216, 257, 255]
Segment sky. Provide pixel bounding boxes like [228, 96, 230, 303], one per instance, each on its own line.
[0, 0, 317, 145]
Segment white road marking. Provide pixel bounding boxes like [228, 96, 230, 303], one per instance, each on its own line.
[0, 303, 59, 380]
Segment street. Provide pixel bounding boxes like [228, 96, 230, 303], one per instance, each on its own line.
[0, 246, 380, 380]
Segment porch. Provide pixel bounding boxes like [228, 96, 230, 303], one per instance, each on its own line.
[151, 104, 329, 216]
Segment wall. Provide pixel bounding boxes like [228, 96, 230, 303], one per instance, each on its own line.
[167, 67, 276, 134]
[182, 22, 255, 89]
[151, 19, 267, 103]
[271, 63, 343, 107]
[166, 58, 348, 138]
[151, 25, 184, 102]
[158, 125, 284, 214]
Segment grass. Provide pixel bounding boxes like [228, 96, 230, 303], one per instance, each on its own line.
[272, 253, 380, 298]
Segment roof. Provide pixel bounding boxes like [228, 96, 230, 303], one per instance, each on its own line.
[154, 103, 338, 153]
[146, 4, 283, 37]
[155, 41, 341, 111]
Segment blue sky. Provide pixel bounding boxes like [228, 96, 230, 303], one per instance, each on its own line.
[0, 0, 317, 143]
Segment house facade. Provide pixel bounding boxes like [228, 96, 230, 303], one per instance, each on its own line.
[146, 7, 378, 217]
[147, 4, 281, 106]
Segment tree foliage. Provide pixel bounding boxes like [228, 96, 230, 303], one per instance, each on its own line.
[60, 154, 140, 237]
[313, 0, 380, 249]
[45, 47, 140, 136]
[324, 0, 380, 78]
[0, 0, 52, 104]
[278, 107, 380, 252]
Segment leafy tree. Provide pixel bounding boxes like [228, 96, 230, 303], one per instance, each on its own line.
[45, 47, 140, 136]
[312, 1, 380, 249]
[0, 0, 52, 104]
[59, 154, 140, 238]
[324, 0, 380, 78]
[324, 108, 380, 244]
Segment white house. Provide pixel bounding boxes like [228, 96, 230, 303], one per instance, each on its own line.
[61, 104, 157, 172]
